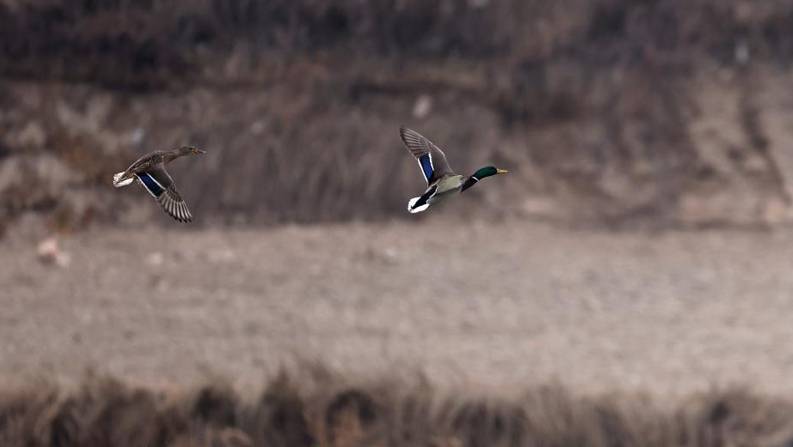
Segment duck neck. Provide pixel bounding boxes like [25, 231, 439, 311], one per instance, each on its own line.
[163, 150, 184, 163]
[461, 167, 498, 192]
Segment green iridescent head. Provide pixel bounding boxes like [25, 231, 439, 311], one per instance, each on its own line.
[472, 166, 509, 179]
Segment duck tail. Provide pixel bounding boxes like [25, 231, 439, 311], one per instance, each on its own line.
[407, 197, 430, 214]
[113, 171, 134, 188]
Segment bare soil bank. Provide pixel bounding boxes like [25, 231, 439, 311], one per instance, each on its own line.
[4, 220, 793, 398]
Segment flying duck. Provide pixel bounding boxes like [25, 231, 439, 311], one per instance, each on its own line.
[112, 146, 205, 222]
[399, 127, 508, 213]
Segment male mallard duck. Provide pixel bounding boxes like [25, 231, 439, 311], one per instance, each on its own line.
[399, 127, 508, 213]
[112, 145, 205, 222]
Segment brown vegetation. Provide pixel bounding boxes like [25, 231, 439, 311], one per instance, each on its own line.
[3, 1, 793, 229]
[2, 370, 793, 447]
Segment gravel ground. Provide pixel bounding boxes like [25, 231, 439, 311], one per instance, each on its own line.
[3, 220, 793, 397]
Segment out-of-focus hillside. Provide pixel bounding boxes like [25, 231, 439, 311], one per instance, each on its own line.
[7, 220, 793, 445]
[7, 221, 793, 396]
[4, 0, 793, 229]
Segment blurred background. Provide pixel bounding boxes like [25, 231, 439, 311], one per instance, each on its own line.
[8, 0, 793, 229]
[7, 1, 793, 445]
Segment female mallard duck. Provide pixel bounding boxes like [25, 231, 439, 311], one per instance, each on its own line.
[112, 145, 205, 222]
[400, 127, 508, 213]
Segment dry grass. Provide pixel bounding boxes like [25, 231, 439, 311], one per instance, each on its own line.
[2, 369, 793, 447]
[2, 1, 793, 227]
[4, 0, 793, 85]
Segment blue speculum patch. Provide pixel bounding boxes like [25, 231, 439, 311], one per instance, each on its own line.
[137, 173, 164, 197]
[419, 154, 433, 182]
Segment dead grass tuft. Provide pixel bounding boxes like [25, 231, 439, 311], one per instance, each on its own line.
[2, 371, 793, 447]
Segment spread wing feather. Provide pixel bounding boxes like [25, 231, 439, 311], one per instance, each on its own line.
[138, 166, 193, 223]
[399, 127, 454, 184]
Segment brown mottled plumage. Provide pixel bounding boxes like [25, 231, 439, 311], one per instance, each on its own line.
[113, 145, 205, 223]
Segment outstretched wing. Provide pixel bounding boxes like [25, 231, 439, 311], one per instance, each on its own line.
[399, 127, 454, 184]
[136, 166, 193, 223]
